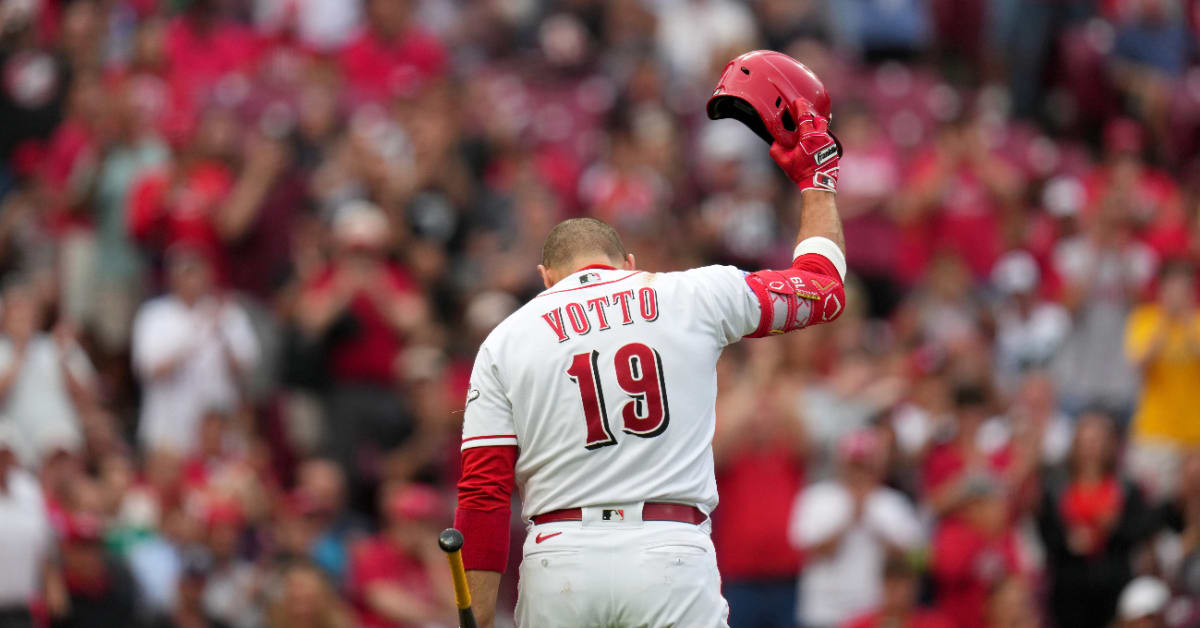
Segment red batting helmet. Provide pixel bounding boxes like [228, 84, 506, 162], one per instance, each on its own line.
[707, 50, 832, 148]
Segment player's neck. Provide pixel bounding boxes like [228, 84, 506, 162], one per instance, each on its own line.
[566, 254, 621, 273]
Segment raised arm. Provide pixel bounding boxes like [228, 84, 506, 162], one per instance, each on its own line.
[796, 190, 844, 255]
[698, 51, 849, 340]
[769, 109, 845, 255]
[739, 109, 847, 338]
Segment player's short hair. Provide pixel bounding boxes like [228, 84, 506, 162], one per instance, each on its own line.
[541, 218, 627, 269]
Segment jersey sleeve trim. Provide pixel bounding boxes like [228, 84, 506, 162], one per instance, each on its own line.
[793, 236, 846, 281]
[461, 434, 519, 450]
[745, 277, 775, 338]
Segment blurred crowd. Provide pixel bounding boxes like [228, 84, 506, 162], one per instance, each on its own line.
[0, 0, 1197, 626]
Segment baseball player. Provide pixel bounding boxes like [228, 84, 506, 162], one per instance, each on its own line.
[455, 51, 846, 627]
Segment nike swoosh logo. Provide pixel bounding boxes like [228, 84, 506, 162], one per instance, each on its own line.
[534, 531, 562, 544]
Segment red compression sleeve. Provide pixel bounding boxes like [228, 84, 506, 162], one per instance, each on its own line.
[455, 445, 517, 572]
[791, 251, 840, 277]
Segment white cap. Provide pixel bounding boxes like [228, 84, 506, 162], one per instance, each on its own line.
[332, 200, 390, 248]
[1043, 176, 1085, 218]
[991, 250, 1040, 295]
[1118, 576, 1171, 620]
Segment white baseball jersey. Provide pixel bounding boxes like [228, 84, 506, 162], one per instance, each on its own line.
[461, 264, 761, 521]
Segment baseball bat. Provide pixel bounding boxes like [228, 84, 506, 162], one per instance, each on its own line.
[438, 528, 479, 628]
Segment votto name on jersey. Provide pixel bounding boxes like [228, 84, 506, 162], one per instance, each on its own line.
[540, 286, 660, 343]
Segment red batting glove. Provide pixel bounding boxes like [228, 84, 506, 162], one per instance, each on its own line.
[769, 110, 840, 194]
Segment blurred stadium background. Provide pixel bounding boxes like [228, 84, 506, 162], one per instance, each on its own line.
[0, 0, 1197, 626]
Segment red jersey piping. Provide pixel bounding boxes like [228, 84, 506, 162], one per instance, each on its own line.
[462, 434, 518, 443]
[537, 271, 644, 297]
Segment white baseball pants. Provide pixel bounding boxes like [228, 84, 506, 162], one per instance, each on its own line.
[516, 505, 730, 627]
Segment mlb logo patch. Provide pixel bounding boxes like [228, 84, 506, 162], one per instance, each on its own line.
[580, 272, 602, 285]
[601, 509, 625, 521]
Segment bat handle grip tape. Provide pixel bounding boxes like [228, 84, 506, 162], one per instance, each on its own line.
[446, 549, 475, 610]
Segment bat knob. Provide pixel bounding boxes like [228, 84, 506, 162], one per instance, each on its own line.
[438, 528, 464, 553]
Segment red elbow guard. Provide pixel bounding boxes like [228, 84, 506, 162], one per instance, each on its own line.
[744, 254, 845, 337]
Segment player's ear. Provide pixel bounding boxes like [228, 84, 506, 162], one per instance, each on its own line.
[623, 253, 636, 271]
[537, 264, 555, 289]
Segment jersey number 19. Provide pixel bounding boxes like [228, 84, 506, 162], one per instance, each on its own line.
[566, 342, 670, 450]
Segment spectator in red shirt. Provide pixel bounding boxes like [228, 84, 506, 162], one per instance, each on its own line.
[922, 385, 1016, 518]
[162, 0, 261, 127]
[293, 201, 429, 509]
[338, 0, 447, 104]
[1036, 411, 1152, 628]
[841, 556, 953, 628]
[128, 107, 288, 282]
[347, 483, 455, 628]
[1083, 118, 1187, 259]
[893, 115, 1023, 283]
[931, 476, 1024, 627]
[296, 201, 427, 385]
[712, 341, 807, 628]
[126, 107, 237, 271]
[37, 72, 104, 231]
